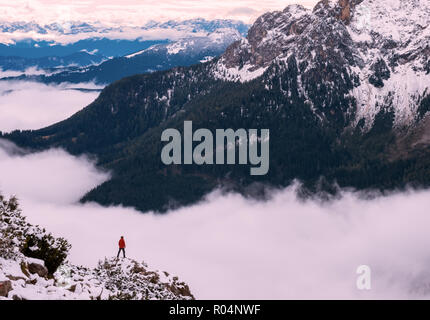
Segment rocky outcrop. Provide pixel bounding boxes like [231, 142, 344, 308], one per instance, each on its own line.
[0, 281, 12, 297]
[0, 194, 194, 300]
[213, 0, 430, 130]
[28, 261, 49, 278]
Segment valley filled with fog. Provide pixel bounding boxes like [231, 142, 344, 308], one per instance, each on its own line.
[0, 80, 101, 132]
[1, 83, 430, 299]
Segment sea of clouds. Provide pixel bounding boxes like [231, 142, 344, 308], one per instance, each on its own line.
[1, 138, 430, 299]
[1, 81, 430, 299]
[0, 80, 101, 132]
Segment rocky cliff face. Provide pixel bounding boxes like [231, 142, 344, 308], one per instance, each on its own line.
[0, 194, 194, 300]
[213, 0, 430, 130]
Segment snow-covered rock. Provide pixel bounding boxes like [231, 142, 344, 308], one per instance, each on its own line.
[0, 194, 194, 300]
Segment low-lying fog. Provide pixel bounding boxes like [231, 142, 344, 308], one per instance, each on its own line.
[0, 80, 101, 132]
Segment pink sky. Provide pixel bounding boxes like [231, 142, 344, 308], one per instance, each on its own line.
[0, 0, 319, 24]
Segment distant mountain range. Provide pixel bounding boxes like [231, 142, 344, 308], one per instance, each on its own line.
[0, 19, 249, 58]
[0, 39, 168, 61]
[7, 28, 243, 84]
[0, 19, 249, 38]
[0, 50, 107, 72]
[0, 19, 248, 82]
[5, 0, 430, 213]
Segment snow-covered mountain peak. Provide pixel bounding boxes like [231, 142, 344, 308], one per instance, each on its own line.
[212, 0, 430, 129]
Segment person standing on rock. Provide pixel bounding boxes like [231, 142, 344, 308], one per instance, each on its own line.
[117, 236, 126, 259]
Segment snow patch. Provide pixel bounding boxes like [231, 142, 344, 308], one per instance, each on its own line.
[213, 59, 268, 83]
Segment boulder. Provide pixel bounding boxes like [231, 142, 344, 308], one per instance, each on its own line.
[0, 280, 12, 297]
[28, 262, 49, 278]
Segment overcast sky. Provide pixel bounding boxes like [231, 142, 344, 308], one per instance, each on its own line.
[0, 0, 319, 25]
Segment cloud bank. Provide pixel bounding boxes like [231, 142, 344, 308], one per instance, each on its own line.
[0, 140, 109, 203]
[0, 1, 320, 45]
[1, 140, 430, 299]
[0, 81, 101, 132]
[0, 67, 54, 78]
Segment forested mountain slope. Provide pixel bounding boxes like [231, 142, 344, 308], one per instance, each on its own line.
[4, 0, 430, 212]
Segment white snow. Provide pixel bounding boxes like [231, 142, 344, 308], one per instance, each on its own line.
[166, 41, 187, 55]
[347, 0, 430, 128]
[351, 65, 430, 128]
[213, 57, 268, 83]
[79, 49, 98, 55]
[125, 49, 146, 59]
[25, 257, 45, 266]
[125, 28, 242, 59]
[200, 56, 214, 63]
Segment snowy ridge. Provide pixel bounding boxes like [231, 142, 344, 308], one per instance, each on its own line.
[0, 195, 194, 300]
[126, 28, 242, 59]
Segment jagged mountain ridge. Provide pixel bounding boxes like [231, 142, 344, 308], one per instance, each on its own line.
[0, 50, 107, 72]
[4, 0, 430, 212]
[213, 0, 430, 129]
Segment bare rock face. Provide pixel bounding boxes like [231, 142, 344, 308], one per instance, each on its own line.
[313, 0, 365, 23]
[221, 5, 313, 71]
[0, 280, 12, 297]
[214, 0, 430, 130]
[28, 262, 49, 278]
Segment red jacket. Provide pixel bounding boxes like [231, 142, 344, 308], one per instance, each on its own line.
[119, 238, 126, 249]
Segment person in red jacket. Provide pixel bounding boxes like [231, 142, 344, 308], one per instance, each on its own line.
[117, 236, 126, 258]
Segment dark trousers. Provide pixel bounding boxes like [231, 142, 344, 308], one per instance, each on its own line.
[117, 248, 126, 258]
